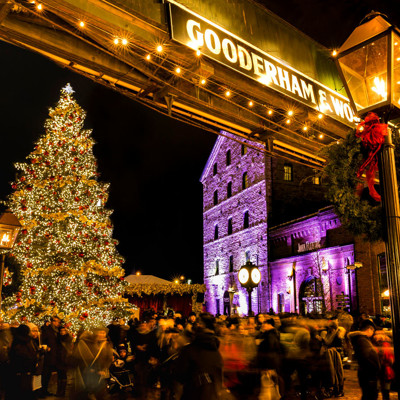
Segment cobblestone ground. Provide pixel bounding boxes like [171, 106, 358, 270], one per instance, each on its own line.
[45, 368, 398, 400]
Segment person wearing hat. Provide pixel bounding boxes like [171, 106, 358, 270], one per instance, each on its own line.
[348, 319, 380, 400]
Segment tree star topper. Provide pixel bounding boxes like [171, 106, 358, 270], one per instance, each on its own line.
[63, 83, 74, 95]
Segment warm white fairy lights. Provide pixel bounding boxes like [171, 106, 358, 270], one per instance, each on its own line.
[21, 3, 339, 147]
[3, 85, 134, 332]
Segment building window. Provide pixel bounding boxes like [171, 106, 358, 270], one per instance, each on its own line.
[226, 150, 231, 166]
[243, 211, 249, 229]
[215, 260, 219, 275]
[229, 255, 234, 273]
[241, 144, 247, 156]
[214, 225, 219, 240]
[312, 175, 321, 185]
[242, 172, 248, 189]
[228, 218, 233, 235]
[284, 164, 293, 181]
[213, 190, 218, 205]
[245, 251, 251, 262]
[227, 181, 232, 198]
[213, 163, 217, 176]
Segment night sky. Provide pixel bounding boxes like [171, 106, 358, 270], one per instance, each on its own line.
[0, 0, 398, 283]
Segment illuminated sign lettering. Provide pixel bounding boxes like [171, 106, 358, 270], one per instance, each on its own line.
[168, 1, 354, 125]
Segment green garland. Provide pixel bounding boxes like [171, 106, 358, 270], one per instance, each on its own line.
[321, 129, 400, 242]
[125, 283, 206, 297]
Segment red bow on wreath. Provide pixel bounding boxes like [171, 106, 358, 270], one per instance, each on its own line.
[355, 112, 387, 202]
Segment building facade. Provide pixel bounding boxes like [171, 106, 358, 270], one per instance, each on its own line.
[202, 134, 387, 316]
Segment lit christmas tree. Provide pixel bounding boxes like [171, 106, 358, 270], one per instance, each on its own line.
[3, 84, 133, 331]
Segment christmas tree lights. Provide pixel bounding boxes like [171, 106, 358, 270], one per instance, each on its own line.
[3, 84, 134, 331]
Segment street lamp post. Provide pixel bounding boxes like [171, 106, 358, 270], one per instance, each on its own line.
[335, 12, 400, 389]
[237, 260, 261, 316]
[0, 210, 21, 311]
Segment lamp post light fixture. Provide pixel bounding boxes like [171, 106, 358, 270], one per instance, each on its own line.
[237, 260, 261, 316]
[335, 12, 400, 387]
[0, 210, 21, 311]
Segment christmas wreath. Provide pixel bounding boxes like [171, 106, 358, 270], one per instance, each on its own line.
[321, 113, 400, 242]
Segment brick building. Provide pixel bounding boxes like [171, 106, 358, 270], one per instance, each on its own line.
[201, 133, 388, 316]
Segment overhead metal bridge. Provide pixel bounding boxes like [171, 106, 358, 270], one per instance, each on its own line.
[0, 0, 354, 168]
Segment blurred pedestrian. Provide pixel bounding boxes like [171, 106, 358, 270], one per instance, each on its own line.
[373, 333, 395, 400]
[7, 324, 38, 400]
[56, 324, 73, 397]
[40, 316, 61, 397]
[349, 319, 380, 400]
[175, 312, 223, 400]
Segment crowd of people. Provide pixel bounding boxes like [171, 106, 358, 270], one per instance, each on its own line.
[0, 309, 395, 400]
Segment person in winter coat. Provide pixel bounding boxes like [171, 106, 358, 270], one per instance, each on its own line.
[56, 325, 73, 397]
[0, 322, 12, 399]
[256, 318, 282, 372]
[175, 312, 223, 400]
[41, 316, 61, 397]
[70, 328, 113, 400]
[349, 319, 380, 400]
[373, 334, 395, 400]
[26, 322, 45, 398]
[7, 324, 40, 400]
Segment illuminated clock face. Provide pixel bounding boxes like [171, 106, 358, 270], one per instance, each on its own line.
[238, 268, 249, 284]
[251, 268, 261, 285]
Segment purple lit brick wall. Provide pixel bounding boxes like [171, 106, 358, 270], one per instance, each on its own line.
[269, 208, 356, 313]
[201, 134, 269, 315]
[202, 136, 385, 316]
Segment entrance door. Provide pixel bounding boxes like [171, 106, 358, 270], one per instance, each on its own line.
[216, 298, 220, 315]
[299, 276, 324, 315]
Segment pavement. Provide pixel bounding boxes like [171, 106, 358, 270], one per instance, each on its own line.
[44, 367, 397, 400]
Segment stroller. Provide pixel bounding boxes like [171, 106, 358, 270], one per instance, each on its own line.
[107, 355, 134, 394]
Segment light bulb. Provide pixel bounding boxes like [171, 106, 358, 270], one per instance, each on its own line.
[196, 49, 201, 57]
[156, 45, 163, 53]
[121, 38, 128, 45]
[200, 79, 206, 85]
[225, 90, 231, 97]
[303, 126, 308, 131]
[79, 21, 85, 28]
[319, 134, 324, 139]
[37, 3, 42, 10]
[286, 119, 291, 124]
[248, 101, 254, 107]
[175, 67, 181, 74]
[332, 50, 337, 56]
[267, 110, 273, 115]
[145, 54, 151, 61]
[114, 38, 119, 45]
[318, 113, 323, 119]
[288, 110, 293, 116]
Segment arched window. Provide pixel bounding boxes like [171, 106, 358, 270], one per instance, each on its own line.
[213, 163, 217, 176]
[214, 225, 219, 240]
[228, 218, 233, 235]
[227, 181, 232, 198]
[226, 149, 231, 166]
[213, 190, 218, 205]
[242, 172, 248, 189]
[243, 211, 249, 229]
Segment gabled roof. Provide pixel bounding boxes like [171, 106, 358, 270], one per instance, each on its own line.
[199, 135, 225, 183]
[124, 274, 172, 285]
